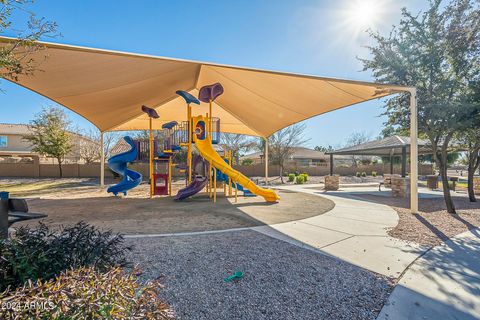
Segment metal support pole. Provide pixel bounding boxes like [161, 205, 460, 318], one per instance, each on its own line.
[228, 150, 232, 196]
[213, 167, 217, 203]
[235, 182, 238, 203]
[187, 104, 192, 184]
[409, 88, 419, 213]
[330, 154, 334, 176]
[100, 132, 105, 187]
[168, 157, 172, 196]
[390, 155, 394, 174]
[264, 137, 269, 185]
[209, 160, 212, 198]
[401, 146, 407, 178]
[209, 100, 213, 140]
[149, 117, 154, 198]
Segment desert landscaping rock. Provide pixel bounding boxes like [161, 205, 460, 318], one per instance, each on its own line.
[358, 194, 480, 246]
[126, 230, 393, 320]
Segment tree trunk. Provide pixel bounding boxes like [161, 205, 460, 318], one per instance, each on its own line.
[279, 165, 284, 184]
[439, 163, 456, 213]
[438, 147, 457, 213]
[57, 157, 63, 178]
[467, 160, 476, 202]
[431, 137, 456, 214]
[467, 148, 479, 202]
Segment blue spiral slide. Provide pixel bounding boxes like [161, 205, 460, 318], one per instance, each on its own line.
[107, 136, 142, 196]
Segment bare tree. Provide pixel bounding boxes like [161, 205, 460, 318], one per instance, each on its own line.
[220, 133, 256, 165]
[79, 128, 121, 163]
[267, 123, 309, 183]
[345, 131, 373, 166]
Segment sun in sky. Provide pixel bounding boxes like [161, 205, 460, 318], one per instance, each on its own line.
[341, 0, 390, 37]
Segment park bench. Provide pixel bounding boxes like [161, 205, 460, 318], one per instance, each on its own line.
[1, 193, 47, 239]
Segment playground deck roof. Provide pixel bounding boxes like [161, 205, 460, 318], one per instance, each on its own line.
[0, 37, 412, 137]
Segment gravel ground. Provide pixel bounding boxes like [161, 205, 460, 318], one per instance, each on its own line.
[357, 194, 480, 247]
[126, 230, 393, 320]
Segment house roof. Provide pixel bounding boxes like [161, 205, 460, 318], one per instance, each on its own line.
[327, 135, 433, 156]
[0, 36, 412, 137]
[0, 123, 31, 135]
[0, 123, 96, 144]
[242, 147, 330, 160]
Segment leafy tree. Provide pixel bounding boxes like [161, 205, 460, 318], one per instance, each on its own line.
[266, 123, 309, 183]
[360, 0, 480, 213]
[0, 0, 57, 89]
[23, 107, 72, 177]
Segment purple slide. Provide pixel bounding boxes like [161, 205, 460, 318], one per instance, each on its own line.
[174, 176, 208, 201]
[174, 155, 209, 201]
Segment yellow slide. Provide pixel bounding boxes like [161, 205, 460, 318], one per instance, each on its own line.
[194, 122, 279, 202]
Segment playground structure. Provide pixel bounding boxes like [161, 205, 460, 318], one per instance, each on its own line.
[107, 136, 143, 196]
[106, 83, 279, 203]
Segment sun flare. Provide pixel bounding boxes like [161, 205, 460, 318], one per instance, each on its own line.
[345, 0, 383, 29]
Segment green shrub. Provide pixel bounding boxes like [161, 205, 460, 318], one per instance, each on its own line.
[295, 175, 305, 184]
[0, 266, 173, 320]
[361, 172, 367, 177]
[372, 171, 377, 177]
[300, 173, 309, 181]
[356, 172, 361, 177]
[241, 158, 254, 166]
[0, 222, 129, 291]
[288, 173, 296, 182]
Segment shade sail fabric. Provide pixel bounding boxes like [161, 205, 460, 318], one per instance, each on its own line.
[0, 37, 411, 137]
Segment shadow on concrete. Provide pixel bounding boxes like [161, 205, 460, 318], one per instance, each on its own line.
[379, 283, 480, 320]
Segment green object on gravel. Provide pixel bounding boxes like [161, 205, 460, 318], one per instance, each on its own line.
[224, 271, 244, 282]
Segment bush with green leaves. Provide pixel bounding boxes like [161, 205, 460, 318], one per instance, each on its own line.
[300, 173, 308, 181]
[288, 173, 296, 182]
[0, 266, 173, 320]
[241, 158, 254, 166]
[372, 171, 377, 177]
[295, 175, 305, 184]
[0, 222, 129, 291]
[356, 172, 361, 177]
[361, 172, 367, 177]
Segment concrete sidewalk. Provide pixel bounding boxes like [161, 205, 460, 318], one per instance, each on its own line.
[253, 184, 426, 277]
[378, 228, 480, 320]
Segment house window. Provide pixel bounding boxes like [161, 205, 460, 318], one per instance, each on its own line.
[0, 136, 7, 148]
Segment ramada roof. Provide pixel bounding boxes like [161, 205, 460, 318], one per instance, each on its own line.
[327, 135, 433, 156]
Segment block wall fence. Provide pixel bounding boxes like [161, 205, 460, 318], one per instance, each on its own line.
[0, 161, 434, 178]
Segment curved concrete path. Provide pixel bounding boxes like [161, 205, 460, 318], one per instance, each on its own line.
[378, 228, 480, 320]
[252, 184, 426, 277]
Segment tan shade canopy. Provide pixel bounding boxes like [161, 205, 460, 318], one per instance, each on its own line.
[1, 37, 410, 137]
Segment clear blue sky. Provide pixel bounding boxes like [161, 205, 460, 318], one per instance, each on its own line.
[0, 0, 427, 148]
